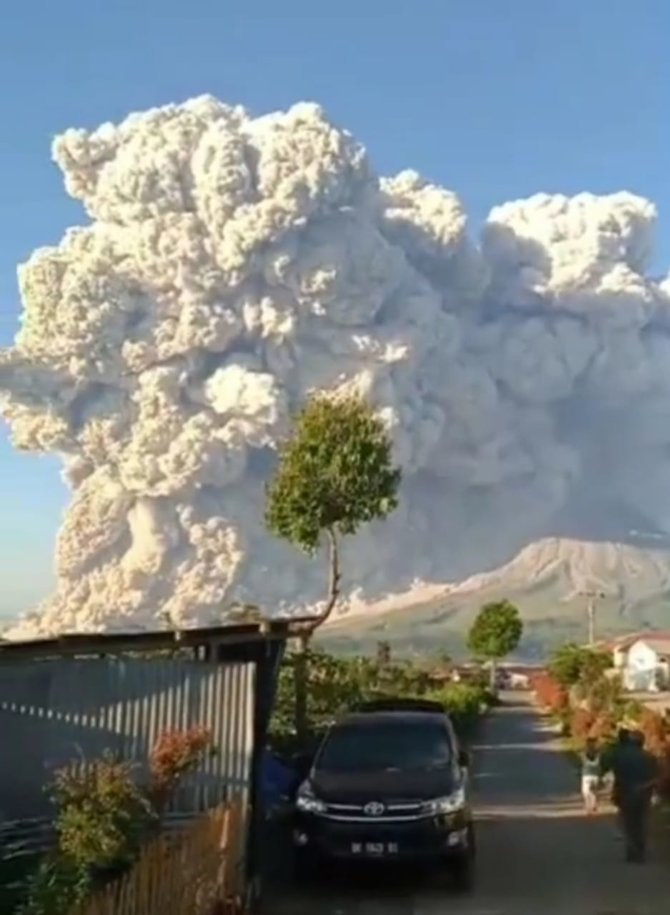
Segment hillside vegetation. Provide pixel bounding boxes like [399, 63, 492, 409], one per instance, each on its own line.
[320, 538, 670, 659]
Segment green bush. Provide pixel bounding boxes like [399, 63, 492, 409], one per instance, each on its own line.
[269, 648, 491, 754]
[548, 643, 611, 689]
[52, 753, 156, 877]
[15, 728, 212, 915]
[18, 857, 91, 915]
[425, 683, 493, 737]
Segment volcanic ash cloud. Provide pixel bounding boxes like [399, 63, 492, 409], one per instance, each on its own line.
[1, 96, 669, 637]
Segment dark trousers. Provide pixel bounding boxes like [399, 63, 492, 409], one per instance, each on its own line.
[619, 798, 651, 862]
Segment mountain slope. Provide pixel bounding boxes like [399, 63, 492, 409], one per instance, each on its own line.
[319, 537, 670, 660]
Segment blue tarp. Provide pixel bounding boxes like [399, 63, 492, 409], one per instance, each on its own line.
[261, 749, 297, 810]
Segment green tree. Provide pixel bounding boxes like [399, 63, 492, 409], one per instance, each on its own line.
[467, 600, 523, 688]
[548, 643, 585, 687]
[579, 649, 613, 687]
[548, 643, 611, 689]
[265, 393, 401, 739]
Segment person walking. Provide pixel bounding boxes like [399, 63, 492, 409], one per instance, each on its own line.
[606, 728, 629, 834]
[580, 737, 602, 815]
[603, 728, 659, 863]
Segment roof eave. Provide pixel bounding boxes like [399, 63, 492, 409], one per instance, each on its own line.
[0, 617, 320, 661]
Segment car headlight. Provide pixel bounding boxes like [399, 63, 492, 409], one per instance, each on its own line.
[422, 785, 466, 816]
[295, 780, 326, 814]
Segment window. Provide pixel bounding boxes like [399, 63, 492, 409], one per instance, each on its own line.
[317, 720, 452, 772]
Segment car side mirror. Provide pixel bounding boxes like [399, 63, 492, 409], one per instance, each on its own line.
[458, 748, 470, 769]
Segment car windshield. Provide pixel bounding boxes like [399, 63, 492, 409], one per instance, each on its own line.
[316, 720, 452, 772]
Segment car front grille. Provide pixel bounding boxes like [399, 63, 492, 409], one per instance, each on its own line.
[321, 800, 427, 822]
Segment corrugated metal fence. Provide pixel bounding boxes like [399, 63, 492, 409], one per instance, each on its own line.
[0, 656, 255, 822]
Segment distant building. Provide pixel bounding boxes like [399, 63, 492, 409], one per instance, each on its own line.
[609, 633, 646, 670]
[621, 635, 670, 692]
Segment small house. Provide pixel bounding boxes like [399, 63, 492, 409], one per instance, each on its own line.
[592, 633, 639, 670]
[622, 635, 670, 692]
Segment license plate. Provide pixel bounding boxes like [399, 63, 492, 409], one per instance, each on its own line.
[351, 842, 399, 856]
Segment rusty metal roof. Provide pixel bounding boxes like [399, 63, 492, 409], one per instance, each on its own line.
[0, 616, 319, 661]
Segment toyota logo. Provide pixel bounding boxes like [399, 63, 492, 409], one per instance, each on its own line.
[363, 801, 386, 817]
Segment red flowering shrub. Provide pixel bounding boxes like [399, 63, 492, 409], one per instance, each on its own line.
[630, 707, 670, 798]
[588, 710, 618, 745]
[148, 726, 213, 811]
[570, 707, 595, 744]
[532, 672, 567, 713]
[637, 708, 668, 757]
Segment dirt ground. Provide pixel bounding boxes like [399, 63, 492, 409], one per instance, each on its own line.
[264, 695, 670, 915]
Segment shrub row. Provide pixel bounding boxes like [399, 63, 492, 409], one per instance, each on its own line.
[532, 670, 670, 797]
[268, 648, 493, 756]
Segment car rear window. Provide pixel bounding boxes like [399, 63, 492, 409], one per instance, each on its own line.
[316, 720, 452, 772]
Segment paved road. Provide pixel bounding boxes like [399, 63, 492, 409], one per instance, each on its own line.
[265, 696, 670, 914]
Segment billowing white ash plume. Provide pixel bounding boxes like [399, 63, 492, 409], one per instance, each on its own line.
[1, 95, 669, 636]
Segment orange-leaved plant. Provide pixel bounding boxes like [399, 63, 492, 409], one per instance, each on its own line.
[148, 726, 213, 813]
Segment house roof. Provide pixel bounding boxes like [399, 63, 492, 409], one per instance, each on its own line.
[633, 636, 670, 657]
[601, 631, 670, 652]
[0, 616, 320, 662]
[613, 634, 647, 651]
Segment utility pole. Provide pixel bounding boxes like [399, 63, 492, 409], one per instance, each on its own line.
[579, 589, 606, 646]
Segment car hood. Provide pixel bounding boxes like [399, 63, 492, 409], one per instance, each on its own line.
[312, 767, 456, 803]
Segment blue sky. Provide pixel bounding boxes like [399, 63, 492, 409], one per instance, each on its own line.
[0, 0, 667, 618]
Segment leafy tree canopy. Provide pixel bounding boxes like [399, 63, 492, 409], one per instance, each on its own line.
[468, 599, 523, 662]
[548, 643, 611, 689]
[265, 393, 401, 553]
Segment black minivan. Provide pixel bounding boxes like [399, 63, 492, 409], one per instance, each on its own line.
[292, 698, 475, 887]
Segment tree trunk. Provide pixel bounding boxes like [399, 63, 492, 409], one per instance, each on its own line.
[293, 527, 341, 745]
[318, 527, 341, 629]
[294, 631, 310, 746]
[489, 658, 497, 692]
